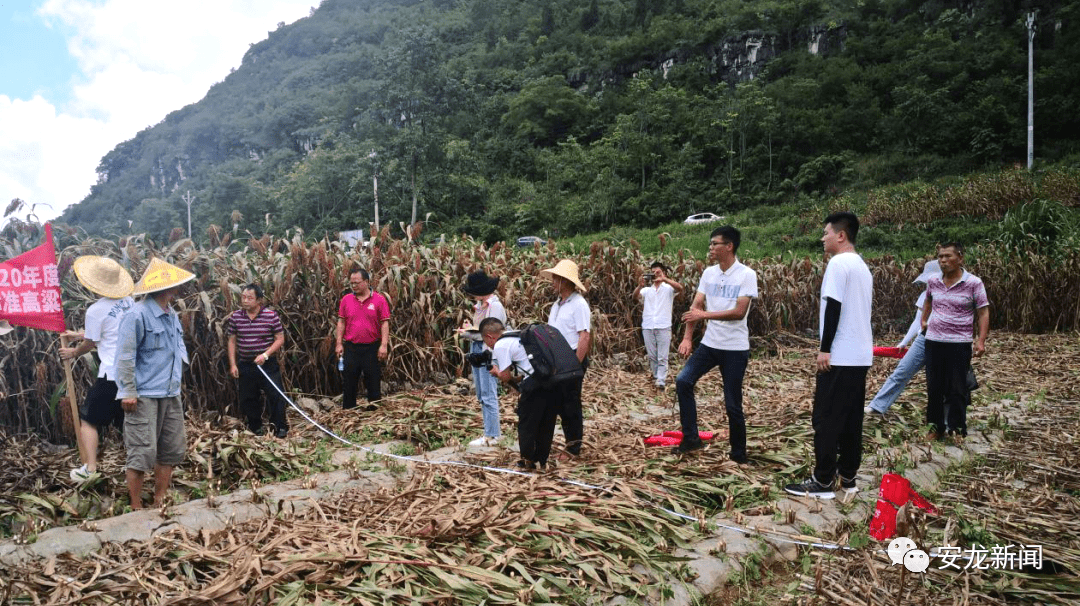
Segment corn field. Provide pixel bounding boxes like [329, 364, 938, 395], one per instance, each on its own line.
[1, 224, 1078, 442]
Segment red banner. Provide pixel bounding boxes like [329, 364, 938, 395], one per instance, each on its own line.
[0, 223, 66, 332]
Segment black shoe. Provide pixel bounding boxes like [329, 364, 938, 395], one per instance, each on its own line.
[671, 438, 705, 455]
[731, 454, 750, 465]
[839, 475, 857, 494]
[784, 476, 836, 499]
[249, 425, 266, 436]
[364, 404, 379, 412]
[274, 427, 289, 439]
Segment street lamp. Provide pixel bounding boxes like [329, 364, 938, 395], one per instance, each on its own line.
[182, 191, 195, 240]
[369, 150, 380, 235]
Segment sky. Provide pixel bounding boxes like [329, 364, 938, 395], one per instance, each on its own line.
[0, 0, 315, 224]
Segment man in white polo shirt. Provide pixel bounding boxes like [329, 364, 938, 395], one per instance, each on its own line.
[672, 226, 758, 462]
[785, 211, 873, 499]
[541, 259, 591, 457]
[637, 261, 684, 390]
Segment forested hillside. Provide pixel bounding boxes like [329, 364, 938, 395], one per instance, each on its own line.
[59, 0, 1080, 243]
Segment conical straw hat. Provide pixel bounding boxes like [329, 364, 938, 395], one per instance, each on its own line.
[540, 259, 587, 292]
[72, 256, 134, 298]
[132, 257, 195, 296]
[0, 320, 12, 336]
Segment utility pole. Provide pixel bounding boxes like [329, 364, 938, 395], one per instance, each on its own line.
[1026, 11, 1037, 170]
[369, 150, 380, 235]
[182, 190, 195, 239]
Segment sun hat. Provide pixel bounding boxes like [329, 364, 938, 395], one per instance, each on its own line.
[540, 259, 587, 293]
[914, 259, 941, 284]
[132, 257, 195, 296]
[0, 320, 13, 336]
[72, 256, 134, 299]
[463, 271, 500, 296]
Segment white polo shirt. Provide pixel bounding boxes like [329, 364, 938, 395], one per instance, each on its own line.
[819, 251, 873, 366]
[640, 282, 676, 329]
[698, 261, 758, 351]
[84, 296, 134, 379]
[547, 292, 590, 351]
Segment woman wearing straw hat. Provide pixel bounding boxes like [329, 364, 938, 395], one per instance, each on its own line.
[459, 271, 507, 447]
[115, 257, 194, 509]
[59, 256, 135, 482]
[541, 259, 591, 457]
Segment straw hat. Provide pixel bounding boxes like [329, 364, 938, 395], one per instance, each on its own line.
[914, 260, 941, 284]
[72, 256, 134, 299]
[0, 320, 12, 336]
[463, 271, 500, 296]
[541, 259, 587, 292]
[132, 257, 195, 296]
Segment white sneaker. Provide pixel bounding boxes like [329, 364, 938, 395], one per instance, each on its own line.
[70, 464, 94, 482]
[468, 436, 496, 447]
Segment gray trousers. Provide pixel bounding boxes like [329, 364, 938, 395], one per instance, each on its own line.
[642, 327, 672, 386]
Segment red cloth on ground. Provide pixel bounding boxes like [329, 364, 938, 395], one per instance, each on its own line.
[643, 430, 715, 446]
[869, 473, 939, 541]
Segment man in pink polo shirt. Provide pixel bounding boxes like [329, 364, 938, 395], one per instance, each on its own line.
[920, 242, 989, 442]
[335, 268, 391, 410]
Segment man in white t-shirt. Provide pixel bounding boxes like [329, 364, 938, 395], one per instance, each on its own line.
[541, 259, 591, 457]
[480, 317, 559, 469]
[672, 226, 758, 462]
[59, 256, 135, 482]
[637, 261, 684, 389]
[786, 212, 873, 500]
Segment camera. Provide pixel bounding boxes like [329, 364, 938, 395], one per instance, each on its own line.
[465, 350, 493, 369]
[643, 272, 655, 283]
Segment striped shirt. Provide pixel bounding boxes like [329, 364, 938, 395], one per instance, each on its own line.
[226, 307, 284, 362]
[925, 271, 989, 343]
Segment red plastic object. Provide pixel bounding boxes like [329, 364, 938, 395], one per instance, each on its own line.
[873, 346, 907, 359]
[644, 430, 715, 446]
[869, 473, 939, 541]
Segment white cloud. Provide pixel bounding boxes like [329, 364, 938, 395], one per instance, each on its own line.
[1, 0, 312, 223]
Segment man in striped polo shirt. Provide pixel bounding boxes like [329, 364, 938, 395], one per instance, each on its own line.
[227, 283, 289, 438]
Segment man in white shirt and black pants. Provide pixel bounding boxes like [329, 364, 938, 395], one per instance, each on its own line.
[672, 226, 758, 461]
[541, 260, 591, 457]
[786, 212, 873, 499]
[481, 317, 559, 469]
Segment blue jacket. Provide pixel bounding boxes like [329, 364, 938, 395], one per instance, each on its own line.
[115, 297, 188, 400]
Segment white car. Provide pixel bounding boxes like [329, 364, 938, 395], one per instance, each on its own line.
[683, 212, 725, 225]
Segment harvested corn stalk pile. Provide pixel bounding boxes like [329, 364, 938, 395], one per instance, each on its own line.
[1, 333, 1078, 604]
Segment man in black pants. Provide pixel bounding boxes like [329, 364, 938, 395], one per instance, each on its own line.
[785, 212, 873, 500]
[227, 283, 289, 437]
[335, 268, 391, 410]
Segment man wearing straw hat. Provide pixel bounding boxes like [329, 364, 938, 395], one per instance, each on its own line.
[115, 257, 194, 509]
[541, 259, 591, 457]
[59, 256, 134, 482]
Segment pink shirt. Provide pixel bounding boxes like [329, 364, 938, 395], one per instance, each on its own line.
[339, 291, 390, 344]
[925, 271, 989, 343]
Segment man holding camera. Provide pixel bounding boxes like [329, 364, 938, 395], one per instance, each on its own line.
[637, 261, 684, 390]
[479, 317, 559, 470]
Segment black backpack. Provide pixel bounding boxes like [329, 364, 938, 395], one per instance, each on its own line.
[505, 323, 584, 389]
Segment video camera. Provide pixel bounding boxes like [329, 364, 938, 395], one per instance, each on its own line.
[465, 350, 493, 369]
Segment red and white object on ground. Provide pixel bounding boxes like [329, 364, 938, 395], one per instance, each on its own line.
[643, 430, 716, 447]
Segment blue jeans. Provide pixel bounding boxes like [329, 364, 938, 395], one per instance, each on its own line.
[675, 345, 749, 461]
[866, 334, 926, 414]
[471, 341, 501, 438]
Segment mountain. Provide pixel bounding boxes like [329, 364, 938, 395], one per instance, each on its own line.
[60, 0, 1080, 243]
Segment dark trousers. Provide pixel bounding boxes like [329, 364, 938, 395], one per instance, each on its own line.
[925, 340, 972, 436]
[343, 341, 382, 409]
[517, 385, 560, 467]
[556, 356, 588, 455]
[238, 357, 288, 432]
[675, 346, 750, 461]
[811, 365, 868, 484]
